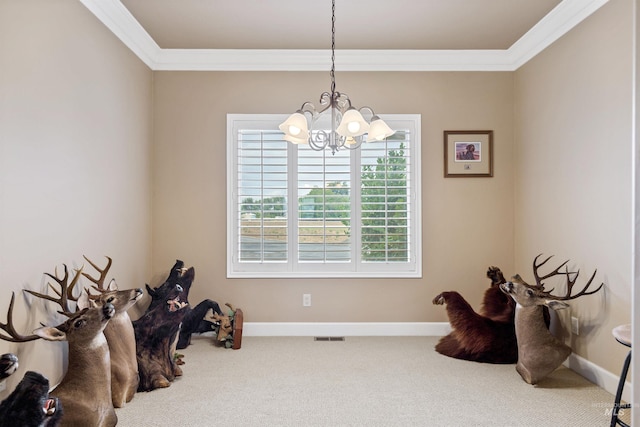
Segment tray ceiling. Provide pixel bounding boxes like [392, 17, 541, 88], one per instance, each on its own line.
[79, 0, 610, 71]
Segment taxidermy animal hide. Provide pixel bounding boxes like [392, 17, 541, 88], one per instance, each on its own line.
[165, 260, 223, 350]
[433, 267, 520, 364]
[0, 353, 18, 380]
[0, 370, 63, 427]
[133, 261, 191, 391]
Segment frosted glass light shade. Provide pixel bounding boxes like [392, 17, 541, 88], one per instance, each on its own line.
[336, 108, 369, 137]
[279, 112, 309, 138]
[283, 131, 309, 144]
[366, 116, 395, 142]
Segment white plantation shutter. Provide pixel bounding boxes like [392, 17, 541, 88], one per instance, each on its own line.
[297, 144, 352, 263]
[360, 136, 412, 263]
[227, 114, 421, 278]
[236, 130, 288, 263]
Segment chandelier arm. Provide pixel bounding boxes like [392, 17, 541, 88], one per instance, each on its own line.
[333, 92, 352, 113]
[357, 106, 376, 119]
[299, 102, 318, 115]
[279, 0, 394, 154]
[308, 130, 330, 151]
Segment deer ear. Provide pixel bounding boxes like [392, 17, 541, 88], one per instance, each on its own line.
[77, 292, 91, 310]
[33, 326, 67, 342]
[107, 279, 118, 292]
[545, 300, 569, 311]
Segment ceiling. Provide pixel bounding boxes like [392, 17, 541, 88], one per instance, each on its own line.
[119, 0, 561, 50]
[80, 0, 610, 71]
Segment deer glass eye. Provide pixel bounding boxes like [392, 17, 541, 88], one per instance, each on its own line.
[526, 289, 534, 297]
[176, 284, 183, 292]
[74, 319, 87, 329]
[107, 296, 115, 303]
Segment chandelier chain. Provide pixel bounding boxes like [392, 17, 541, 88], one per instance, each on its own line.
[330, 0, 336, 95]
[279, 0, 395, 153]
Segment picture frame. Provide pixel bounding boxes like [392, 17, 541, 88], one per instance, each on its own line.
[444, 130, 493, 177]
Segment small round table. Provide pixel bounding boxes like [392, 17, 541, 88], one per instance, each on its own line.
[610, 324, 631, 427]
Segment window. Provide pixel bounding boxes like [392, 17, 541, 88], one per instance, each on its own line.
[227, 114, 421, 278]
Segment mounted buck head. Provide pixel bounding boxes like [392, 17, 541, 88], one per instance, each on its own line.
[37, 303, 117, 427]
[501, 274, 571, 312]
[79, 256, 143, 316]
[32, 303, 114, 351]
[501, 254, 603, 310]
[78, 256, 143, 408]
[499, 254, 604, 385]
[1, 262, 120, 427]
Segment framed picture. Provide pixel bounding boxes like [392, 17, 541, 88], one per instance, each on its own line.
[444, 130, 493, 177]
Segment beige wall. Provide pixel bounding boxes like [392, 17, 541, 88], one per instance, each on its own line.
[514, 0, 633, 375]
[152, 71, 516, 321]
[0, 0, 153, 396]
[0, 0, 633, 405]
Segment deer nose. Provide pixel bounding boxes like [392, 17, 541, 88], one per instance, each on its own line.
[103, 303, 115, 319]
[500, 282, 513, 293]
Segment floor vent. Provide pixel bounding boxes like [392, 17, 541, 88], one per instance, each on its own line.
[314, 336, 345, 342]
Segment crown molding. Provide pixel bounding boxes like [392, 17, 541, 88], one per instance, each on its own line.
[80, 0, 609, 72]
[153, 48, 512, 72]
[79, 0, 160, 68]
[508, 0, 610, 69]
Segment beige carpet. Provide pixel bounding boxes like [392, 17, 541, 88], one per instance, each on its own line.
[115, 336, 628, 427]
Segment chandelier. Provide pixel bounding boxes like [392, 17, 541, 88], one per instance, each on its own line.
[278, 0, 395, 155]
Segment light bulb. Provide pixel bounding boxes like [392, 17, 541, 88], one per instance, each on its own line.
[337, 108, 368, 137]
[289, 125, 301, 136]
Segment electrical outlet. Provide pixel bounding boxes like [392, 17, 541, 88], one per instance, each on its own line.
[303, 293, 311, 307]
[0, 380, 6, 392]
[571, 316, 579, 335]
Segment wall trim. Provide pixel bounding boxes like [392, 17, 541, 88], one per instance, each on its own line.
[244, 321, 451, 337]
[564, 352, 632, 404]
[244, 321, 630, 401]
[80, 0, 610, 72]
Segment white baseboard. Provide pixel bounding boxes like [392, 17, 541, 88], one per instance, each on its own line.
[564, 352, 632, 403]
[243, 321, 630, 401]
[244, 321, 451, 337]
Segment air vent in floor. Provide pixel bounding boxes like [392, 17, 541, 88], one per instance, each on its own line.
[314, 336, 345, 341]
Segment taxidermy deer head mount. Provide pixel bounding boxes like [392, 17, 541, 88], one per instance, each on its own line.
[500, 254, 603, 384]
[79, 256, 143, 408]
[0, 262, 119, 427]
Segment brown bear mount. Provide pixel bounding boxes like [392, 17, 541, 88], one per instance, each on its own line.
[433, 267, 522, 364]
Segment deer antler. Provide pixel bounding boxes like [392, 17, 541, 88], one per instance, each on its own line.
[532, 254, 577, 291]
[81, 255, 113, 293]
[545, 268, 604, 301]
[0, 292, 40, 342]
[533, 254, 604, 301]
[25, 264, 83, 315]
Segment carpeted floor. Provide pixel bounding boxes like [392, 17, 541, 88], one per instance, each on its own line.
[115, 336, 628, 427]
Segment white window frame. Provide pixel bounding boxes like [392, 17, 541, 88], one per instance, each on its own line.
[227, 114, 421, 278]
